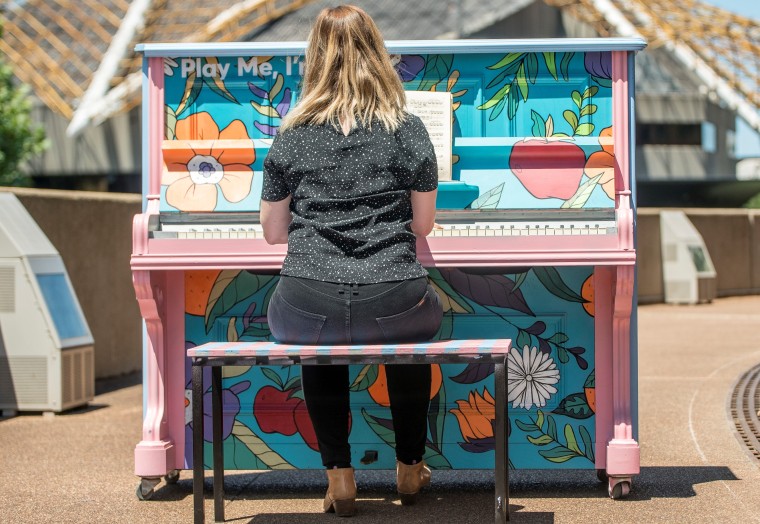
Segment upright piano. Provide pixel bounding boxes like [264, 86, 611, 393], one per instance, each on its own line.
[132, 38, 646, 500]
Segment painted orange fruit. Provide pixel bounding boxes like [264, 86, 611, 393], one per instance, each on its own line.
[581, 275, 594, 316]
[584, 386, 596, 413]
[185, 270, 221, 315]
[367, 364, 443, 407]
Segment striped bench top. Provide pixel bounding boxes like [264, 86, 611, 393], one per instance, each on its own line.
[187, 339, 511, 360]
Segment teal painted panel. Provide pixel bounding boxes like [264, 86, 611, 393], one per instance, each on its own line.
[184, 266, 596, 470]
[160, 51, 615, 213]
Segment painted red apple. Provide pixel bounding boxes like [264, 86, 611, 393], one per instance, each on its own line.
[254, 385, 300, 436]
[509, 139, 586, 199]
[293, 400, 320, 451]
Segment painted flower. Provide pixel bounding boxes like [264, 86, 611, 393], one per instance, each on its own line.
[584, 51, 611, 80]
[391, 54, 425, 82]
[163, 112, 255, 211]
[507, 345, 560, 410]
[584, 126, 616, 199]
[450, 387, 496, 452]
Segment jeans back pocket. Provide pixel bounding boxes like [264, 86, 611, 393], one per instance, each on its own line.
[268, 291, 327, 345]
[376, 286, 443, 343]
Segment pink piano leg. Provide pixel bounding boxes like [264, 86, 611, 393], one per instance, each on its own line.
[134, 270, 175, 493]
[605, 264, 640, 498]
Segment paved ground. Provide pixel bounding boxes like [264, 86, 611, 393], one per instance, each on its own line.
[1, 296, 759, 523]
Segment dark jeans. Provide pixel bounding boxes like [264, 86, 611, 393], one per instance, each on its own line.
[267, 275, 443, 467]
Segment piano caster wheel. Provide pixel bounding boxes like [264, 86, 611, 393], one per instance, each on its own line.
[596, 469, 608, 483]
[608, 477, 631, 499]
[136, 477, 161, 501]
[165, 469, 180, 485]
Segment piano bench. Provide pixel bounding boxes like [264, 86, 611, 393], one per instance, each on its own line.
[188, 338, 512, 524]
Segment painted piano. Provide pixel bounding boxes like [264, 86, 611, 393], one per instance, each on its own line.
[132, 38, 646, 500]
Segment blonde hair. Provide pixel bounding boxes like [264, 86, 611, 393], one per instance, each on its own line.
[280, 5, 406, 133]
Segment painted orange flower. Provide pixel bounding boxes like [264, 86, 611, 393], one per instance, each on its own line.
[163, 112, 255, 211]
[584, 126, 616, 199]
[450, 387, 496, 452]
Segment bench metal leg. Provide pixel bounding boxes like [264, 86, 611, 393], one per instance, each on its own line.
[212, 366, 225, 522]
[494, 358, 509, 522]
[192, 362, 205, 524]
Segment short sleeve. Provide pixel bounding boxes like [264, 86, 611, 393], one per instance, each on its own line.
[261, 135, 290, 202]
[406, 116, 438, 192]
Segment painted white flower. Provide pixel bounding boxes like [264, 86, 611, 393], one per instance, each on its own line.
[507, 345, 560, 410]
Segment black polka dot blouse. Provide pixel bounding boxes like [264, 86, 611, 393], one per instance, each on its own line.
[261, 113, 438, 284]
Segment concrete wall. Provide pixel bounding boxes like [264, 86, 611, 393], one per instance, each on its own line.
[0, 188, 142, 379]
[0, 189, 757, 377]
[637, 208, 760, 303]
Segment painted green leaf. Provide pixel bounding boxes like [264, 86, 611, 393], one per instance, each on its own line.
[488, 52, 525, 70]
[542, 52, 558, 80]
[507, 82, 521, 120]
[361, 409, 396, 447]
[251, 101, 281, 119]
[427, 269, 475, 314]
[478, 83, 510, 110]
[563, 110, 578, 132]
[561, 174, 602, 209]
[269, 72, 284, 102]
[539, 445, 577, 463]
[349, 364, 377, 392]
[559, 52, 575, 81]
[418, 54, 454, 92]
[491, 95, 508, 121]
[575, 123, 595, 136]
[532, 267, 586, 303]
[580, 104, 598, 117]
[514, 419, 539, 432]
[528, 434, 554, 445]
[535, 410, 545, 430]
[583, 86, 599, 99]
[564, 424, 581, 454]
[584, 370, 596, 389]
[552, 392, 593, 419]
[530, 110, 546, 137]
[571, 90, 582, 109]
[165, 105, 177, 140]
[546, 415, 558, 441]
[468, 183, 504, 210]
[486, 60, 522, 89]
[206, 272, 275, 333]
[516, 63, 529, 102]
[547, 332, 569, 345]
[579, 425, 595, 462]
[512, 271, 527, 292]
[524, 53, 539, 84]
[423, 447, 453, 469]
[516, 329, 531, 350]
[261, 367, 284, 389]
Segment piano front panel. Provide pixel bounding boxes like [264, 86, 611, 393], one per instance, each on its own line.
[182, 265, 597, 470]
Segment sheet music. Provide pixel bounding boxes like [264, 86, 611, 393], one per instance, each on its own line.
[405, 90, 453, 181]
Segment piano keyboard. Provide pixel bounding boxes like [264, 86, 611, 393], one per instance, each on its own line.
[151, 210, 617, 239]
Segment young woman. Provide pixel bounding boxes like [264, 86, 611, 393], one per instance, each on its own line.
[260, 4, 443, 518]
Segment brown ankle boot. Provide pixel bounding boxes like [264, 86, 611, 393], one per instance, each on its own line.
[396, 460, 431, 505]
[323, 467, 357, 517]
